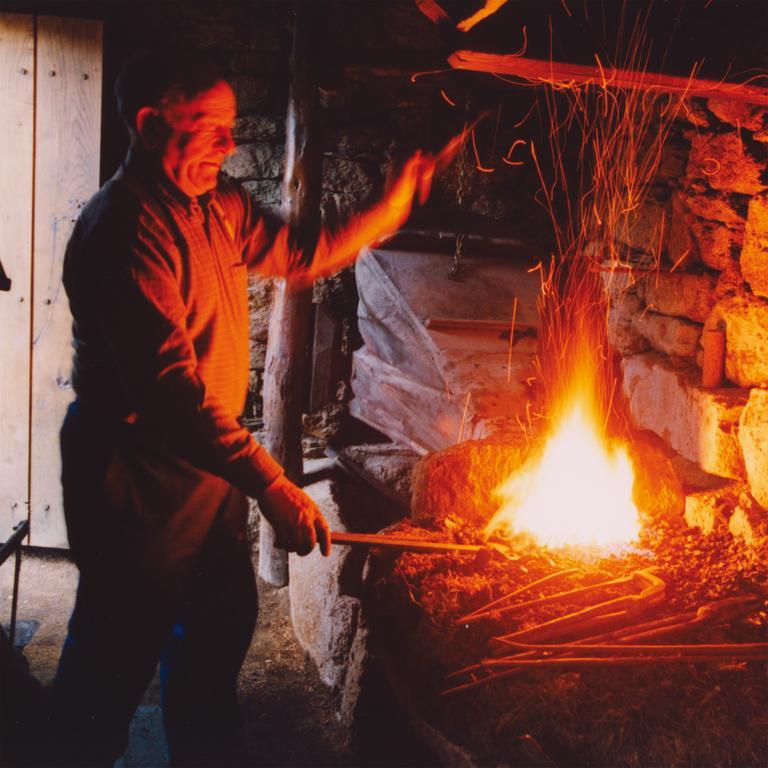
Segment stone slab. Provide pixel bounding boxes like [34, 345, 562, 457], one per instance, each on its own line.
[622, 353, 748, 479]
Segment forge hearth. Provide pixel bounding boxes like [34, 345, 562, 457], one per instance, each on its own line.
[289, 435, 767, 767]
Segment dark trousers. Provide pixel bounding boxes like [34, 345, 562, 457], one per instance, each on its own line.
[49, 401, 258, 767]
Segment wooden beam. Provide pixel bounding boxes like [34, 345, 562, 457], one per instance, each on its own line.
[259, 2, 323, 586]
[448, 51, 768, 106]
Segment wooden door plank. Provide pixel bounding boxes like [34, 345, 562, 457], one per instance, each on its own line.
[0, 13, 34, 541]
[30, 16, 102, 547]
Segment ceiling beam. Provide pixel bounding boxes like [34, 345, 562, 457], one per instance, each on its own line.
[448, 51, 768, 106]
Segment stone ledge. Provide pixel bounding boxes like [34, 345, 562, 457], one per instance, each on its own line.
[622, 353, 748, 479]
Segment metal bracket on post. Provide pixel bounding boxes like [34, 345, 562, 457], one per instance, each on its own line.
[0, 519, 30, 646]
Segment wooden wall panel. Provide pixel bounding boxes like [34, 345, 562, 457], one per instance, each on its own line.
[0, 13, 34, 541]
[30, 16, 102, 546]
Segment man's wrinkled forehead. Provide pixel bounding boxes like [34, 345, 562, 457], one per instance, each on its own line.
[162, 80, 237, 125]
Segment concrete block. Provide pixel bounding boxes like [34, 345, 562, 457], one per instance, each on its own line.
[637, 270, 717, 323]
[622, 353, 748, 478]
[740, 192, 768, 298]
[631, 310, 701, 357]
[738, 389, 768, 510]
[708, 293, 768, 387]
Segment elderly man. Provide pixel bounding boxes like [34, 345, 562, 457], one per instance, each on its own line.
[51, 52, 434, 766]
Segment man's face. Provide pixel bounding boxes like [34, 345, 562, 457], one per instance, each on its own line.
[159, 80, 237, 198]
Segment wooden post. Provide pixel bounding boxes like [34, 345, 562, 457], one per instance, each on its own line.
[259, 2, 323, 586]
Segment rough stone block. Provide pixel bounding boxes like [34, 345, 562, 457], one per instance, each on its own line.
[707, 98, 768, 137]
[233, 114, 282, 142]
[684, 182, 748, 227]
[622, 353, 748, 478]
[607, 292, 650, 355]
[322, 157, 377, 213]
[686, 132, 766, 195]
[223, 142, 283, 180]
[242, 179, 281, 212]
[740, 192, 768, 298]
[229, 74, 269, 112]
[247, 274, 273, 342]
[411, 438, 530, 534]
[689, 214, 744, 272]
[637, 270, 717, 322]
[684, 483, 739, 534]
[656, 133, 690, 181]
[615, 198, 667, 253]
[728, 491, 768, 545]
[714, 263, 745, 299]
[626, 431, 685, 522]
[738, 389, 768, 510]
[631, 310, 702, 357]
[288, 477, 365, 693]
[667, 194, 700, 270]
[708, 293, 768, 387]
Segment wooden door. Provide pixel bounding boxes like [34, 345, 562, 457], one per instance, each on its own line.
[0, 14, 102, 547]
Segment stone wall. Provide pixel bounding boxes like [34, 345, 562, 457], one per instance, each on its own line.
[606, 96, 768, 521]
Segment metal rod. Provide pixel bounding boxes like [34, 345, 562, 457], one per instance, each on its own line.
[331, 531, 483, 554]
[455, 568, 580, 624]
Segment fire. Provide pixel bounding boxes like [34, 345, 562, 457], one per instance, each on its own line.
[486, 384, 641, 552]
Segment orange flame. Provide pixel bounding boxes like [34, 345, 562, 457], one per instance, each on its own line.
[486, 361, 640, 551]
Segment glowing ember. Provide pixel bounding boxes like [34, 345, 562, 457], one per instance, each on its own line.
[486, 395, 641, 552]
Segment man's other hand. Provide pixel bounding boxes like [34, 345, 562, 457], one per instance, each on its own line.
[257, 475, 331, 556]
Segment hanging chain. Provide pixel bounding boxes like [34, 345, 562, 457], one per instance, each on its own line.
[448, 120, 470, 280]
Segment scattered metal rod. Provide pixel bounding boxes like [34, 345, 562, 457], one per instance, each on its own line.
[465, 653, 768, 669]
[481, 571, 641, 620]
[491, 570, 666, 647]
[493, 642, 768, 658]
[455, 568, 580, 625]
[442, 593, 764, 697]
[331, 531, 484, 554]
[594, 594, 763, 644]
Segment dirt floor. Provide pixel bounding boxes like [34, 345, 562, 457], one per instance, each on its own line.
[1, 548, 356, 768]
